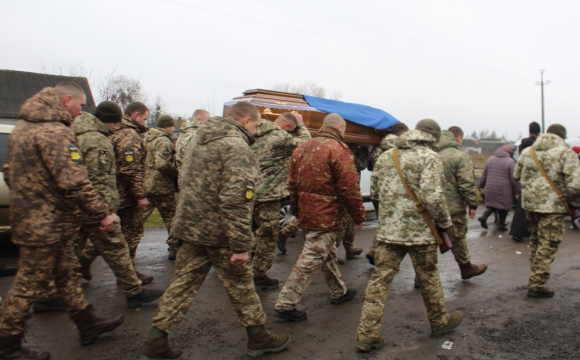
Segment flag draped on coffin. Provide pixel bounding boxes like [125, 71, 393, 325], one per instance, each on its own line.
[303, 95, 399, 131]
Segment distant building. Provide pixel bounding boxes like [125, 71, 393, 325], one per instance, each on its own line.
[461, 136, 510, 155]
[0, 69, 96, 125]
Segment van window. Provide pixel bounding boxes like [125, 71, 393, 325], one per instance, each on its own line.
[0, 134, 9, 170]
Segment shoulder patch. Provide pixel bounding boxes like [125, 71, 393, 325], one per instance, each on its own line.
[245, 182, 255, 201]
[124, 150, 135, 163]
[68, 144, 82, 162]
[98, 150, 111, 171]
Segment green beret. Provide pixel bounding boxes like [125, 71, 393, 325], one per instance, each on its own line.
[94, 101, 122, 123]
[547, 123, 567, 139]
[157, 115, 176, 128]
[415, 118, 441, 141]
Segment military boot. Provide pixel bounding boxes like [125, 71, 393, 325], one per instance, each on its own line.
[71, 305, 124, 346]
[356, 336, 385, 352]
[32, 298, 66, 313]
[431, 311, 463, 337]
[0, 333, 50, 360]
[477, 216, 488, 229]
[0, 264, 16, 277]
[127, 288, 164, 308]
[459, 262, 488, 280]
[276, 233, 288, 254]
[365, 250, 375, 265]
[246, 325, 290, 357]
[136, 271, 154, 286]
[167, 251, 176, 261]
[414, 275, 420, 289]
[78, 255, 92, 281]
[254, 275, 279, 290]
[527, 287, 555, 298]
[331, 288, 357, 305]
[272, 308, 307, 322]
[346, 248, 363, 260]
[139, 328, 182, 360]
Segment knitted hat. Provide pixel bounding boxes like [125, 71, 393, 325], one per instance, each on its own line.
[547, 123, 567, 139]
[415, 119, 441, 141]
[94, 101, 122, 123]
[157, 115, 176, 128]
[529, 122, 541, 135]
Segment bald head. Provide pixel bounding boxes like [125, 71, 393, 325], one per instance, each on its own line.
[54, 81, 86, 120]
[274, 112, 297, 131]
[323, 113, 346, 134]
[193, 109, 210, 123]
[226, 101, 261, 135]
[55, 81, 85, 99]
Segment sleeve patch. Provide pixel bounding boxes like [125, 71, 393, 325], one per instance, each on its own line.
[245, 182, 255, 201]
[68, 144, 82, 162]
[98, 150, 111, 171]
[125, 150, 135, 163]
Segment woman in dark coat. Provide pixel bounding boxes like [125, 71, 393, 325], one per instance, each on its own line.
[478, 145, 518, 231]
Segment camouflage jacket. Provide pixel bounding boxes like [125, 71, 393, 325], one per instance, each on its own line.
[71, 112, 120, 223]
[370, 134, 398, 200]
[289, 126, 366, 231]
[4, 88, 109, 246]
[175, 117, 202, 171]
[110, 115, 148, 208]
[369, 134, 398, 171]
[144, 128, 178, 195]
[514, 133, 580, 213]
[252, 120, 311, 202]
[372, 130, 453, 246]
[348, 144, 370, 174]
[171, 116, 258, 252]
[437, 130, 478, 215]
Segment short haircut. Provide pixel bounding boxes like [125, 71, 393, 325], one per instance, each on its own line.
[448, 126, 464, 138]
[193, 109, 210, 118]
[54, 81, 85, 99]
[391, 122, 409, 136]
[125, 102, 149, 117]
[529, 122, 541, 135]
[226, 101, 260, 122]
[322, 113, 346, 128]
[276, 112, 297, 126]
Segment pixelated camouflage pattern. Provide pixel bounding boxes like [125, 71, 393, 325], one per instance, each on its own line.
[175, 117, 202, 169]
[525, 212, 565, 291]
[3, 88, 109, 247]
[141, 194, 177, 251]
[71, 112, 120, 222]
[369, 134, 398, 172]
[144, 128, 178, 195]
[514, 133, 580, 213]
[171, 116, 258, 253]
[252, 200, 280, 277]
[289, 127, 366, 231]
[336, 212, 356, 252]
[357, 243, 449, 342]
[252, 120, 311, 202]
[372, 130, 453, 246]
[437, 130, 478, 215]
[275, 230, 347, 311]
[110, 115, 148, 209]
[348, 144, 370, 174]
[117, 205, 144, 259]
[152, 241, 266, 334]
[0, 236, 90, 335]
[447, 212, 470, 265]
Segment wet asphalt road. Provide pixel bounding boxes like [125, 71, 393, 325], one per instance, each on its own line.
[0, 212, 579, 360]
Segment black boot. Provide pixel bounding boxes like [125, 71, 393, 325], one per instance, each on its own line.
[272, 308, 307, 321]
[0, 332, 50, 360]
[127, 289, 164, 308]
[331, 288, 357, 305]
[78, 255, 92, 281]
[0, 264, 16, 277]
[71, 305, 124, 346]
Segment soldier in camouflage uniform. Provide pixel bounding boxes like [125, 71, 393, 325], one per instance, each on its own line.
[175, 109, 210, 185]
[139, 102, 290, 360]
[357, 120, 463, 353]
[438, 127, 487, 280]
[142, 115, 179, 260]
[274, 114, 366, 322]
[0, 84, 124, 360]
[251, 112, 311, 290]
[109, 102, 154, 284]
[514, 124, 580, 298]
[72, 102, 164, 308]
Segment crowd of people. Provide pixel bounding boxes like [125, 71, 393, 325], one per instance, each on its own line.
[0, 82, 578, 360]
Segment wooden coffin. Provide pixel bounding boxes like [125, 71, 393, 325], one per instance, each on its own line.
[223, 89, 390, 145]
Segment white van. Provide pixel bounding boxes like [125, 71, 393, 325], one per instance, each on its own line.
[0, 124, 14, 237]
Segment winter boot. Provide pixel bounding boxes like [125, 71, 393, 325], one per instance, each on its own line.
[246, 325, 290, 357]
[253, 275, 279, 290]
[431, 311, 463, 337]
[365, 250, 375, 265]
[32, 298, 66, 313]
[459, 262, 488, 280]
[78, 255, 92, 281]
[272, 308, 307, 322]
[357, 336, 385, 352]
[477, 217, 488, 229]
[346, 248, 363, 260]
[331, 288, 357, 305]
[0, 264, 16, 277]
[127, 289, 164, 308]
[139, 328, 182, 360]
[167, 251, 176, 261]
[276, 233, 288, 254]
[136, 271, 154, 286]
[0, 333, 50, 360]
[71, 305, 124, 346]
[527, 286, 555, 298]
[414, 275, 420, 289]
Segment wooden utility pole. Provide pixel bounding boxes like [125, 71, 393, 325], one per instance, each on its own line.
[535, 70, 550, 133]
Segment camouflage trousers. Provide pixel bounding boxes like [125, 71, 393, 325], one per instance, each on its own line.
[0, 237, 90, 335]
[336, 212, 356, 252]
[152, 241, 266, 334]
[275, 231, 347, 311]
[118, 205, 145, 259]
[279, 216, 301, 240]
[448, 212, 471, 266]
[78, 223, 141, 297]
[357, 243, 449, 341]
[252, 200, 280, 277]
[525, 212, 565, 291]
[142, 194, 177, 252]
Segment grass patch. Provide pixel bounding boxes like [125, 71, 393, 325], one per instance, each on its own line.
[144, 208, 165, 228]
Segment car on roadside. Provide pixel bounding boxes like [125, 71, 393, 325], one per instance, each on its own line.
[0, 124, 14, 238]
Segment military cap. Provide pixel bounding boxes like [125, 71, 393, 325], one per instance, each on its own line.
[415, 118, 441, 141]
[547, 124, 567, 139]
[157, 115, 176, 128]
[94, 101, 123, 123]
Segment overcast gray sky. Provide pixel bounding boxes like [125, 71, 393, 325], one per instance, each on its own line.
[1, 0, 579, 139]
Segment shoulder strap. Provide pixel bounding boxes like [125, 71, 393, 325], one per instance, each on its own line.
[529, 147, 573, 215]
[393, 148, 442, 244]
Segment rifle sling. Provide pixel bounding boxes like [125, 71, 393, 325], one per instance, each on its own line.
[392, 148, 442, 245]
[529, 147, 573, 215]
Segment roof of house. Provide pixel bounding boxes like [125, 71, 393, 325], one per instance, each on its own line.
[0, 69, 96, 120]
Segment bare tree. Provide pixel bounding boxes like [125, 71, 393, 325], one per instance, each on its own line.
[146, 95, 167, 128]
[199, 93, 219, 117]
[330, 90, 342, 100]
[97, 72, 147, 111]
[478, 129, 490, 138]
[272, 81, 329, 98]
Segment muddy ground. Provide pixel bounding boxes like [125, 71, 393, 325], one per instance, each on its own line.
[0, 212, 579, 360]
